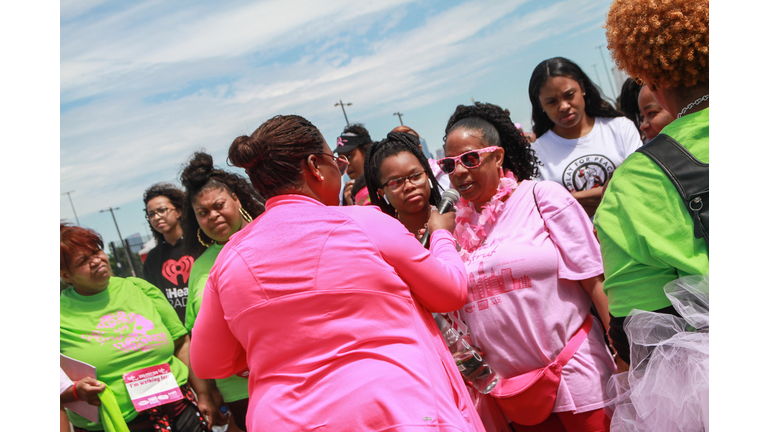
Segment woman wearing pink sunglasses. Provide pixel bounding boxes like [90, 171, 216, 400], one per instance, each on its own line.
[439, 102, 615, 432]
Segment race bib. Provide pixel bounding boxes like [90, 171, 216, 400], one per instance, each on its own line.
[123, 363, 183, 411]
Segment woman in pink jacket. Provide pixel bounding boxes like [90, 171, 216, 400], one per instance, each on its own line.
[190, 114, 485, 432]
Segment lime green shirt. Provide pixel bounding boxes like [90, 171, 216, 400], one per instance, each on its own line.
[186, 243, 249, 403]
[60, 277, 189, 430]
[594, 108, 709, 317]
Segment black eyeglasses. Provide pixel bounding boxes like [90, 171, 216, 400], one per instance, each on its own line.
[145, 207, 175, 220]
[313, 153, 349, 175]
[437, 146, 501, 174]
[383, 171, 427, 191]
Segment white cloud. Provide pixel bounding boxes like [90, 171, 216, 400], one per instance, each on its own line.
[61, 0, 418, 100]
[60, 0, 113, 21]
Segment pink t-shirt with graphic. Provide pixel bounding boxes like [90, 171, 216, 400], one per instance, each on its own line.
[460, 180, 616, 414]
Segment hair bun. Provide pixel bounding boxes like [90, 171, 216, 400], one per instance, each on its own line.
[228, 135, 265, 171]
[180, 151, 216, 189]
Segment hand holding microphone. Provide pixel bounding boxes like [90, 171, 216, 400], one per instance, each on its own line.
[420, 189, 460, 248]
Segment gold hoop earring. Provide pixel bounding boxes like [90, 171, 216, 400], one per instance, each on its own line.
[197, 228, 213, 247]
[239, 207, 253, 223]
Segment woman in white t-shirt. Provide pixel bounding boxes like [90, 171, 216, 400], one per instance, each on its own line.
[528, 57, 642, 217]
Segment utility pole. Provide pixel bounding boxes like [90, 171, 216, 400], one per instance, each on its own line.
[334, 100, 352, 126]
[393, 112, 404, 126]
[100, 206, 136, 277]
[591, 64, 605, 91]
[62, 190, 80, 225]
[596, 45, 617, 99]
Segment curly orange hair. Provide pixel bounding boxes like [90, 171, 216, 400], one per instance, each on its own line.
[605, 0, 708, 89]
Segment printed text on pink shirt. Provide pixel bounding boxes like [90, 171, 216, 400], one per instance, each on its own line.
[465, 261, 531, 314]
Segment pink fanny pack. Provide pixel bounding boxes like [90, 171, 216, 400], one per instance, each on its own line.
[490, 317, 593, 426]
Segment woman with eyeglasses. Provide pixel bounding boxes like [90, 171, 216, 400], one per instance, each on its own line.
[391, 125, 453, 192]
[142, 183, 198, 325]
[189, 114, 485, 432]
[363, 131, 442, 237]
[528, 57, 642, 218]
[178, 151, 265, 432]
[439, 102, 615, 432]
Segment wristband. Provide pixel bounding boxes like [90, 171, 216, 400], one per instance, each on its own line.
[72, 380, 82, 401]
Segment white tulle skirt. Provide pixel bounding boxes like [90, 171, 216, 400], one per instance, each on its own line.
[604, 275, 709, 432]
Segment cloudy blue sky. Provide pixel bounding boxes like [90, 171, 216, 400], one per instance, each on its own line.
[60, 0, 628, 248]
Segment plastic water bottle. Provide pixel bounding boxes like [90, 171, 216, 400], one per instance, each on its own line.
[211, 406, 231, 432]
[435, 314, 499, 393]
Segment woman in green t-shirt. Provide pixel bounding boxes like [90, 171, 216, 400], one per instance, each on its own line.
[179, 151, 265, 432]
[60, 222, 210, 432]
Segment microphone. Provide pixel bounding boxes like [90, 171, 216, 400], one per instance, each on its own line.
[420, 189, 461, 248]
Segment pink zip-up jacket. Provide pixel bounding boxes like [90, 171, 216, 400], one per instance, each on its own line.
[191, 194, 485, 431]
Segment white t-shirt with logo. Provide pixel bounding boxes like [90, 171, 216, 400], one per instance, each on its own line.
[531, 117, 642, 192]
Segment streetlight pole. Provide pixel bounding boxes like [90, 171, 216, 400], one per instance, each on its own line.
[591, 64, 605, 92]
[100, 206, 136, 277]
[62, 190, 80, 225]
[393, 112, 404, 126]
[596, 45, 617, 100]
[334, 100, 352, 126]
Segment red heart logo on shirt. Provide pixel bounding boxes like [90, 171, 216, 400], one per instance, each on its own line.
[162, 255, 194, 285]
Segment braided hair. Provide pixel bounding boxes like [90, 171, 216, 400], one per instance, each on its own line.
[364, 132, 442, 218]
[443, 102, 540, 181]
[179, 151, 265, 257]
[528, 57, 623, 138]
[229, 115, 326, 199]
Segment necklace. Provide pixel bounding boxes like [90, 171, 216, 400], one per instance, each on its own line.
[454, 171, 519, 256]
[677, 94, 709, 119]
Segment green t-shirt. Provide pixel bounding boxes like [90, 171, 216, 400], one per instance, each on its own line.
[186, 243, 249, 403]
[60, 277, 189, 430]
[594, 108, 709, 317]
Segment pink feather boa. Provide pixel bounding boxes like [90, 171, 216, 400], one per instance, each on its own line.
[454, 170, 519, 256]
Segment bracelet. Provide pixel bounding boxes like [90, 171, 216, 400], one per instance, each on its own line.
[72, 380, 82, 401]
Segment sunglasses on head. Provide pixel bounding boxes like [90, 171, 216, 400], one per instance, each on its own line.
[437, 146, 501, 174]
